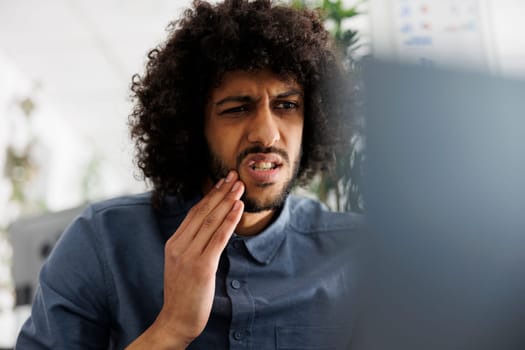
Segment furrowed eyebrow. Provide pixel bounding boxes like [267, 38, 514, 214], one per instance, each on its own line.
[214, 88, 303, 106]
[275, 89, 303, 99]
[215, 95, 254, 106]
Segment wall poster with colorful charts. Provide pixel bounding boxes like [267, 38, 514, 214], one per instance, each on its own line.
[370, 0, 525, 76]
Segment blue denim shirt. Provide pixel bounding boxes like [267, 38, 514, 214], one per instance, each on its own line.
[16, 192, 363, 349]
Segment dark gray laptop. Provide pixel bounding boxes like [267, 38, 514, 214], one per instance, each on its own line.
[351, 60, 525, 349]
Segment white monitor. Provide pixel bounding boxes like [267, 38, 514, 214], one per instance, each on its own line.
[8, 205, 86, 305]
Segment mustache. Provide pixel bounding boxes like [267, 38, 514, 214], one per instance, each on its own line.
[236, 146, 289, 167]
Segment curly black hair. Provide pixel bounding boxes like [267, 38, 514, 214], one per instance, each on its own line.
[130, 0, 348, 207]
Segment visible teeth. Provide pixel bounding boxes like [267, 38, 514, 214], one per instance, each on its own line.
[252, 162, 275, 170]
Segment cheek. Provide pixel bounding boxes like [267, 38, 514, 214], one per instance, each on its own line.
[288, 123, 304, 155]
[207, 127, 242, 162]
[205, 120, 224, 148]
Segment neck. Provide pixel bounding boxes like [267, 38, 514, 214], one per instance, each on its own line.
[201, 178, 276, 236]
[235, 209, 275, 236]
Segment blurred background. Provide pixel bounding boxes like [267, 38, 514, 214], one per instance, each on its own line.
[0, 0, 524, 347]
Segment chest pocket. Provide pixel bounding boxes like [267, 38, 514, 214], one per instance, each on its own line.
[276, 326, 349, 350]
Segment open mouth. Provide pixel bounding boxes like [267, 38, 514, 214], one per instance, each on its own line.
[242, 153, 285, 183]
[248, 161, 282, 171]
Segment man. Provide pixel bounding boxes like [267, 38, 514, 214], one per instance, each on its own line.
[16, 0, 362, 348]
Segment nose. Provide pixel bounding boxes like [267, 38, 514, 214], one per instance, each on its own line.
[247, 105, 280, 147]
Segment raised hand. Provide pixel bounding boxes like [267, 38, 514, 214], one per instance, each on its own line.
[127, 171, 244, 350]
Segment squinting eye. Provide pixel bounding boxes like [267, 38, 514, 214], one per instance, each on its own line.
[220, 105, 249, 115]
[275, 101, 299, 110]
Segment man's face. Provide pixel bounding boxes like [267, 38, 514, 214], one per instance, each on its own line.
[204, 69, 304, 213]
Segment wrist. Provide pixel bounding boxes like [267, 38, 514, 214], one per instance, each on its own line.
[126, 319, 190, 350]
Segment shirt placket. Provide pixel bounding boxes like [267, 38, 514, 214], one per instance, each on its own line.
[226, 238, 255, 349]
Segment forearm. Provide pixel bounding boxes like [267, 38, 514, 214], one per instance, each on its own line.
[125, 320, 189, 350]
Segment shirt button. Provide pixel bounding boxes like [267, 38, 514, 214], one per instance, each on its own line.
[233, 330, 244, 340]
[233, 240, 243, 249]
[231, 279, 241, 289]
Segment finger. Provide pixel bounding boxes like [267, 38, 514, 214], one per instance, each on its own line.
[202, 198, 244, 263]
[188, 180, 245, 255]
[176, 170, 237, 235]
[168, 171, 238, 249]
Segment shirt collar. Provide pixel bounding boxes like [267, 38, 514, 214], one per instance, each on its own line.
[161, 192, 292, 265]
[233, 196, 292, 265]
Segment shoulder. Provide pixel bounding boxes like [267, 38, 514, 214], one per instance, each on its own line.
[55, 192, 159, 248]
[64, 192, 157, 236]
[88, 192, 153, 215]
[85, 192, 198, 219]
[285, 194, 364, 234]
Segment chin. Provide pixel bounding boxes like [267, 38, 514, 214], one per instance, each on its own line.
[241, 187, 290, 213]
